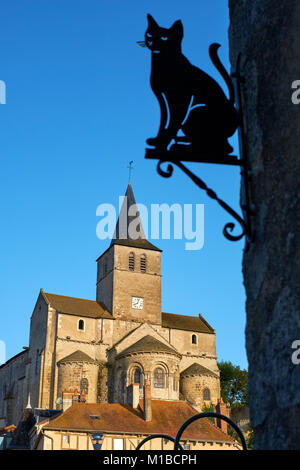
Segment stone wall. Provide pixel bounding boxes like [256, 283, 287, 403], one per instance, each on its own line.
[180, 374, 220, 409]
[228, 0, 300, 449]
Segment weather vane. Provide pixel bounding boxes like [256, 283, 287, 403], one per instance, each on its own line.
[128, 160, 134, 182]
[138, 14, 253, 246]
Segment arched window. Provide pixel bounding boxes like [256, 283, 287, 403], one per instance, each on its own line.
[203, 388, 210, 401]
[78, 319, 85, 331]
[140, 255, 146, 273]
[129, 253, 135, 271]
[154, 367, 165, 388]
[192, 334, 197, 344]
[132, 367, 144, 388]
[80, 378, 89, 395]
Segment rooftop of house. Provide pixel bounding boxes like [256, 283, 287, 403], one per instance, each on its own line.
[42, 400, 234, 443]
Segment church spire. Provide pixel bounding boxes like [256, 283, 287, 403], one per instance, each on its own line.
[110, 182, 161, 252]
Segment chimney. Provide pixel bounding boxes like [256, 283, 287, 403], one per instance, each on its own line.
[215, 397, 228, 434]
[62, 390, 73, 411]
[127, 383, 140, 409]
[143, 379, 152, 422]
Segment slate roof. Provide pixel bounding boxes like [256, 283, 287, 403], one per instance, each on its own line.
[117, 335, 180, 358]
[42, 292, 112, 319]
[180, 363, 219, 378]
[57, 350, 96, 364]
[41, 293, 214, 334]
[109, 182, 161, 253]
[43, 401, 234, 443]
[162, 312, 214, 334]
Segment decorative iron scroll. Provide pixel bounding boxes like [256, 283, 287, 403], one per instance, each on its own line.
[140, 14, 253, 244]
[156, 159, 246, 242]
[135, 434, 184, 451]
[135, 412, 247, 451]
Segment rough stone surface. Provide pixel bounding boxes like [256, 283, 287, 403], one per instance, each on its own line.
[229, 0, 300, 449]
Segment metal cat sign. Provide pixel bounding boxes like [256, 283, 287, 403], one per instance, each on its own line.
[139, 15, 253, 245]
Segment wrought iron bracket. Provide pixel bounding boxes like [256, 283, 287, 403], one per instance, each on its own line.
[144, 50, 254, 249]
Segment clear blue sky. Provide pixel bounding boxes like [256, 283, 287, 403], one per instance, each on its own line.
[0, 0, 248, 369]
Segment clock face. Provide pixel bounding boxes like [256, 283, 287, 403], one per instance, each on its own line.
[132, 296, 144, 310]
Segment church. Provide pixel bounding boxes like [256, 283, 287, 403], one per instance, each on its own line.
[0, 183, 236, 450]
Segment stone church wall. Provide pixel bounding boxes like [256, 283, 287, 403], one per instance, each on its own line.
[229, 0, 300, 449]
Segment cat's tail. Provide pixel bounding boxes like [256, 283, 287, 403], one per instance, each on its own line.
[209, 43, 235, 106]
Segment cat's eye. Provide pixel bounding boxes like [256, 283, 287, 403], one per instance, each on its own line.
[161, 36, 168, 41]
[146, 33, 152, 38]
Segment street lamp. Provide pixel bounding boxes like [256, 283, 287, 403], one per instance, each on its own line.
[90, 433, 104, 450]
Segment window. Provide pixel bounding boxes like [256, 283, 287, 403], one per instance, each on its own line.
[129, 253, 135, 271]
[80, 378, 89, 395]
[133, 367, 144, 389]
[134, 368, 141, 385]
[192, 334, 197, 344]
[154, 367, 165, 388]
[140, 255, 146, 273]
[203, 388, 210, 401]
[78, 319, 85, 331]
[62, 435, 70, 448]
[113, 438, 124, 450]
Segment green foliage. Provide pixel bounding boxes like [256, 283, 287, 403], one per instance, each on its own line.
[201, 402, 215, 422]
[246, 429, 254, 449]
[217, 360, 248, 408]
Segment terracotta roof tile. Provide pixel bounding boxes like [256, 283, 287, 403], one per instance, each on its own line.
[43, 401, 233, 443]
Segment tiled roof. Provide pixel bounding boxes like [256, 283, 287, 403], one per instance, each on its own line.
[162, 312, 214, 334]
[58, 350, 96, 364]
[117, 335, 181, 358]
[42, 292, 112, 319]
[181, 363, 219, 378]
[41, 292, 214, 334]
[43, 401, 233, 443]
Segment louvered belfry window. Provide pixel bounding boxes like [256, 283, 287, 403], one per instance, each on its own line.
[129, 253, 135, 271]
[140, 255, 146, 273]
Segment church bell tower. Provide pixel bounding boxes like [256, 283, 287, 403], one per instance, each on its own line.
[96, 182, 162, 325]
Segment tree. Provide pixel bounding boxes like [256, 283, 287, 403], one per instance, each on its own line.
[218, 360, 248, 408]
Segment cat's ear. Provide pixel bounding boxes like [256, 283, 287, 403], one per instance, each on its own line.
[170, 19, 183, 38]
[147, 14, 159, 29]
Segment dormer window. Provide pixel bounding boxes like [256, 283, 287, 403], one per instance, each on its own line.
[129, 253, 135, 271]
[140, 255, 146, 273]
[78, 319, 85, 331]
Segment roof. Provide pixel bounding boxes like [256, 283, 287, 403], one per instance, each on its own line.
[117, 335, 180, 358]
[162, 312, 214, 334]
[0, 348, 29, 370]
[42, 292, 112, 319]
[58, 350, 96, 364]
[43, 401, 233, 443]
[41, 293, 214, 334]
[109, 182, 161, 253]
[181, 363, 219, 378]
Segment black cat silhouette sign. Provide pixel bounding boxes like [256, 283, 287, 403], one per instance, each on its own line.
[138, 15, 253, 245]
[139, 14, 239, 165]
